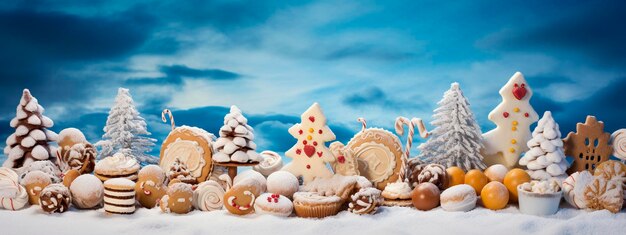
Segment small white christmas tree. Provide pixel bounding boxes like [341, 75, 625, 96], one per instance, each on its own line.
[3, 89, 58, 169]
[418, 83, 486, 171]
[282, 103, 336, 184]
[519, 111, 569, 180]
[213, 106, 262, 163]
[96, 88, 157, 164]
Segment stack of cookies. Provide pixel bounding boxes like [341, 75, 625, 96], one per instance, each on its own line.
[103, 178, 136, 214]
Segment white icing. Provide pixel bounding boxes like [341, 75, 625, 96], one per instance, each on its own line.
[611, 129, 626, 161]
[254, 193, 293, 217]
[282, 103, 336, 184]
[162, 138, 206, 178]
[267, 171, 299, 199]
[353, 142, 395, 183]
[382, 182, 412, 199]
[293, 192, 341, 204]
[227, 190, 255, 211]
[70, 174, 104, 208]
[104, 178, 136, 188]
[519, 180, 561, 194]
[440, 184, 477, 212]
[96, 153, 140, 174]
[562, 171, 593, 209]
[482, 72, 539, 168]
[193, 180, 225, 211]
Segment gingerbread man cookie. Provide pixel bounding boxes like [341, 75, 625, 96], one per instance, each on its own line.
[282, 103, 336, 184]
[482, 72, 539, 169]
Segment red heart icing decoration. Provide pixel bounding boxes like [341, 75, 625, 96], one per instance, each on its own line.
[512, 83, 527, 100]
[316, 152, 323, 157]
[303, 145, 315, 157]
[309, 116, 315, 122]
[337, 156, 345, 163]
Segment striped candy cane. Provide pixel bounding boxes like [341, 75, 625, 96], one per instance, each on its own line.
[411, 118, 430, 138]
[394, 116, 414, 182]
[162, 109, 175, 131]
[356, 117, 367, 132]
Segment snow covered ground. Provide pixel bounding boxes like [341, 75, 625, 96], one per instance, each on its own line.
[2, 203, 624, 235]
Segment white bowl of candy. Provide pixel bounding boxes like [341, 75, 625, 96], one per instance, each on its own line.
[517, 180, 562, 216]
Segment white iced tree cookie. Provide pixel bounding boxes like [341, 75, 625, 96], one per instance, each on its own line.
[3, 89, 58, 169]
[213, 106, 262, 163]
[418, 83, 486, 171]
[519, 111, 569, 181]
[282, 103, 336, 184]
[96, 88, 156, 164]
[482, 72, 539, 168]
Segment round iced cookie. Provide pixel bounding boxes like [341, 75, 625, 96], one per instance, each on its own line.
[266, 171, 299, 199]
[233, 170, 267, 193]
[160, 183, 194, 214]
[135, 165, 167, 209]
[254, 193, 293, 217]
[21, 170, 52, 205]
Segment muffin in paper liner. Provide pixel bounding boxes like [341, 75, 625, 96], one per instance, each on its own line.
[293, 192, 343, 218]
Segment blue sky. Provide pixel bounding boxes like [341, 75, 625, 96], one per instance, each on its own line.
[1, 0, 625, 162]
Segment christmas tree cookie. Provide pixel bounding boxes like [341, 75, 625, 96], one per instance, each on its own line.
[282, 103, 336, 184]
[519, 111, 569, 181]
[482, 72, 539, 169]
[418, 83, 486, 171]
[3, 89, 58, 169]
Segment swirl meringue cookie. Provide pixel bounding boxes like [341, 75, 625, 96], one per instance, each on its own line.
[253, 151, 283, 177]
[193, 180, 225, 211]
[0, 167, 29, 210]
[95, 152, 141, 182]
[254, 193, 293, 217]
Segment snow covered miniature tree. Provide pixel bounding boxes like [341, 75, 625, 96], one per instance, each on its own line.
[3, 89, 58, 169]
[213, 106, 262, 163]
[96, 88, 157, 164]
[482, 72, 539, 169]
[282, 103, 336, 184]
[418, 83, 486, 171]
[519, 111, 569, 180]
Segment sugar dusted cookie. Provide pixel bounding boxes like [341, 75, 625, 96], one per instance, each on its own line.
[22, 170, 52, 205]
[282, 103, 336, 184]
[39, 183, 72, 213]
[136, 165, 167, 209]
[303, 174, 372, 201]
[56, 128, 96, 174]
[233, 170, 267, 193]
[18, 160, 62, 184]
[160, 182, 194, 214]
[584, 177, 623, 213]
[70, 174, 104, 209]
[440, 184, 477, 212]
[267, 171, 299, 199]
[160, 126, 215, 184]
[329, 142, 359, 176]
[417, 164, 448, 190]
[254, 193, 293, 217]
[593, 160, 626, 200]
[562, 171, 593, 209]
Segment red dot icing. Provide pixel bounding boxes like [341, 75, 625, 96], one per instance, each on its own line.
[525, 113, 529, 117]
[296, 149, 301, 155]
[318, 129, 323, 134]
[298, 130, 303, 135]
[313, 141, 318, 146]
[303, 140, 308, 145]
[503, 112, 509, 118]
[306, 165, 311, 169]
[309, 116, 315, 122]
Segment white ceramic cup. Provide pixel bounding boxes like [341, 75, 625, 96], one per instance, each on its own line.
[517, 185, 562, 216]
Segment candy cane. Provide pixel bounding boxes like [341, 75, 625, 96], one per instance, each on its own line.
[411, 118, 430, 138]
[161, 109, 175, 131]
[356, 117, 367, 132]
[395, 116, 414, 182]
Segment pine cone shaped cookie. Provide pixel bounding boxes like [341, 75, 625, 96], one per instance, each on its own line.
[39, 183, 72, 213]
[417, 164, 448, 190]
[57, 143, 96, 174]
[348, 187, 382, 215]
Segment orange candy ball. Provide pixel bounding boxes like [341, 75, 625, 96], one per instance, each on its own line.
[464, 169, 489, 195]
[446, 167, 465, 188]
[481, 181, 509, 210]
[503, 168, 531, 202]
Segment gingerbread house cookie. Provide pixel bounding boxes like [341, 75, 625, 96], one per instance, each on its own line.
[564, 116, 612, 174]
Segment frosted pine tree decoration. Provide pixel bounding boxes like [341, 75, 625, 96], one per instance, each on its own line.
[418, 83, 486, 171]
[482, 72, 539, 168]
[96, 88, 157, 164]
[519, 111, 569, 181]
[3, 89, 58, 169]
